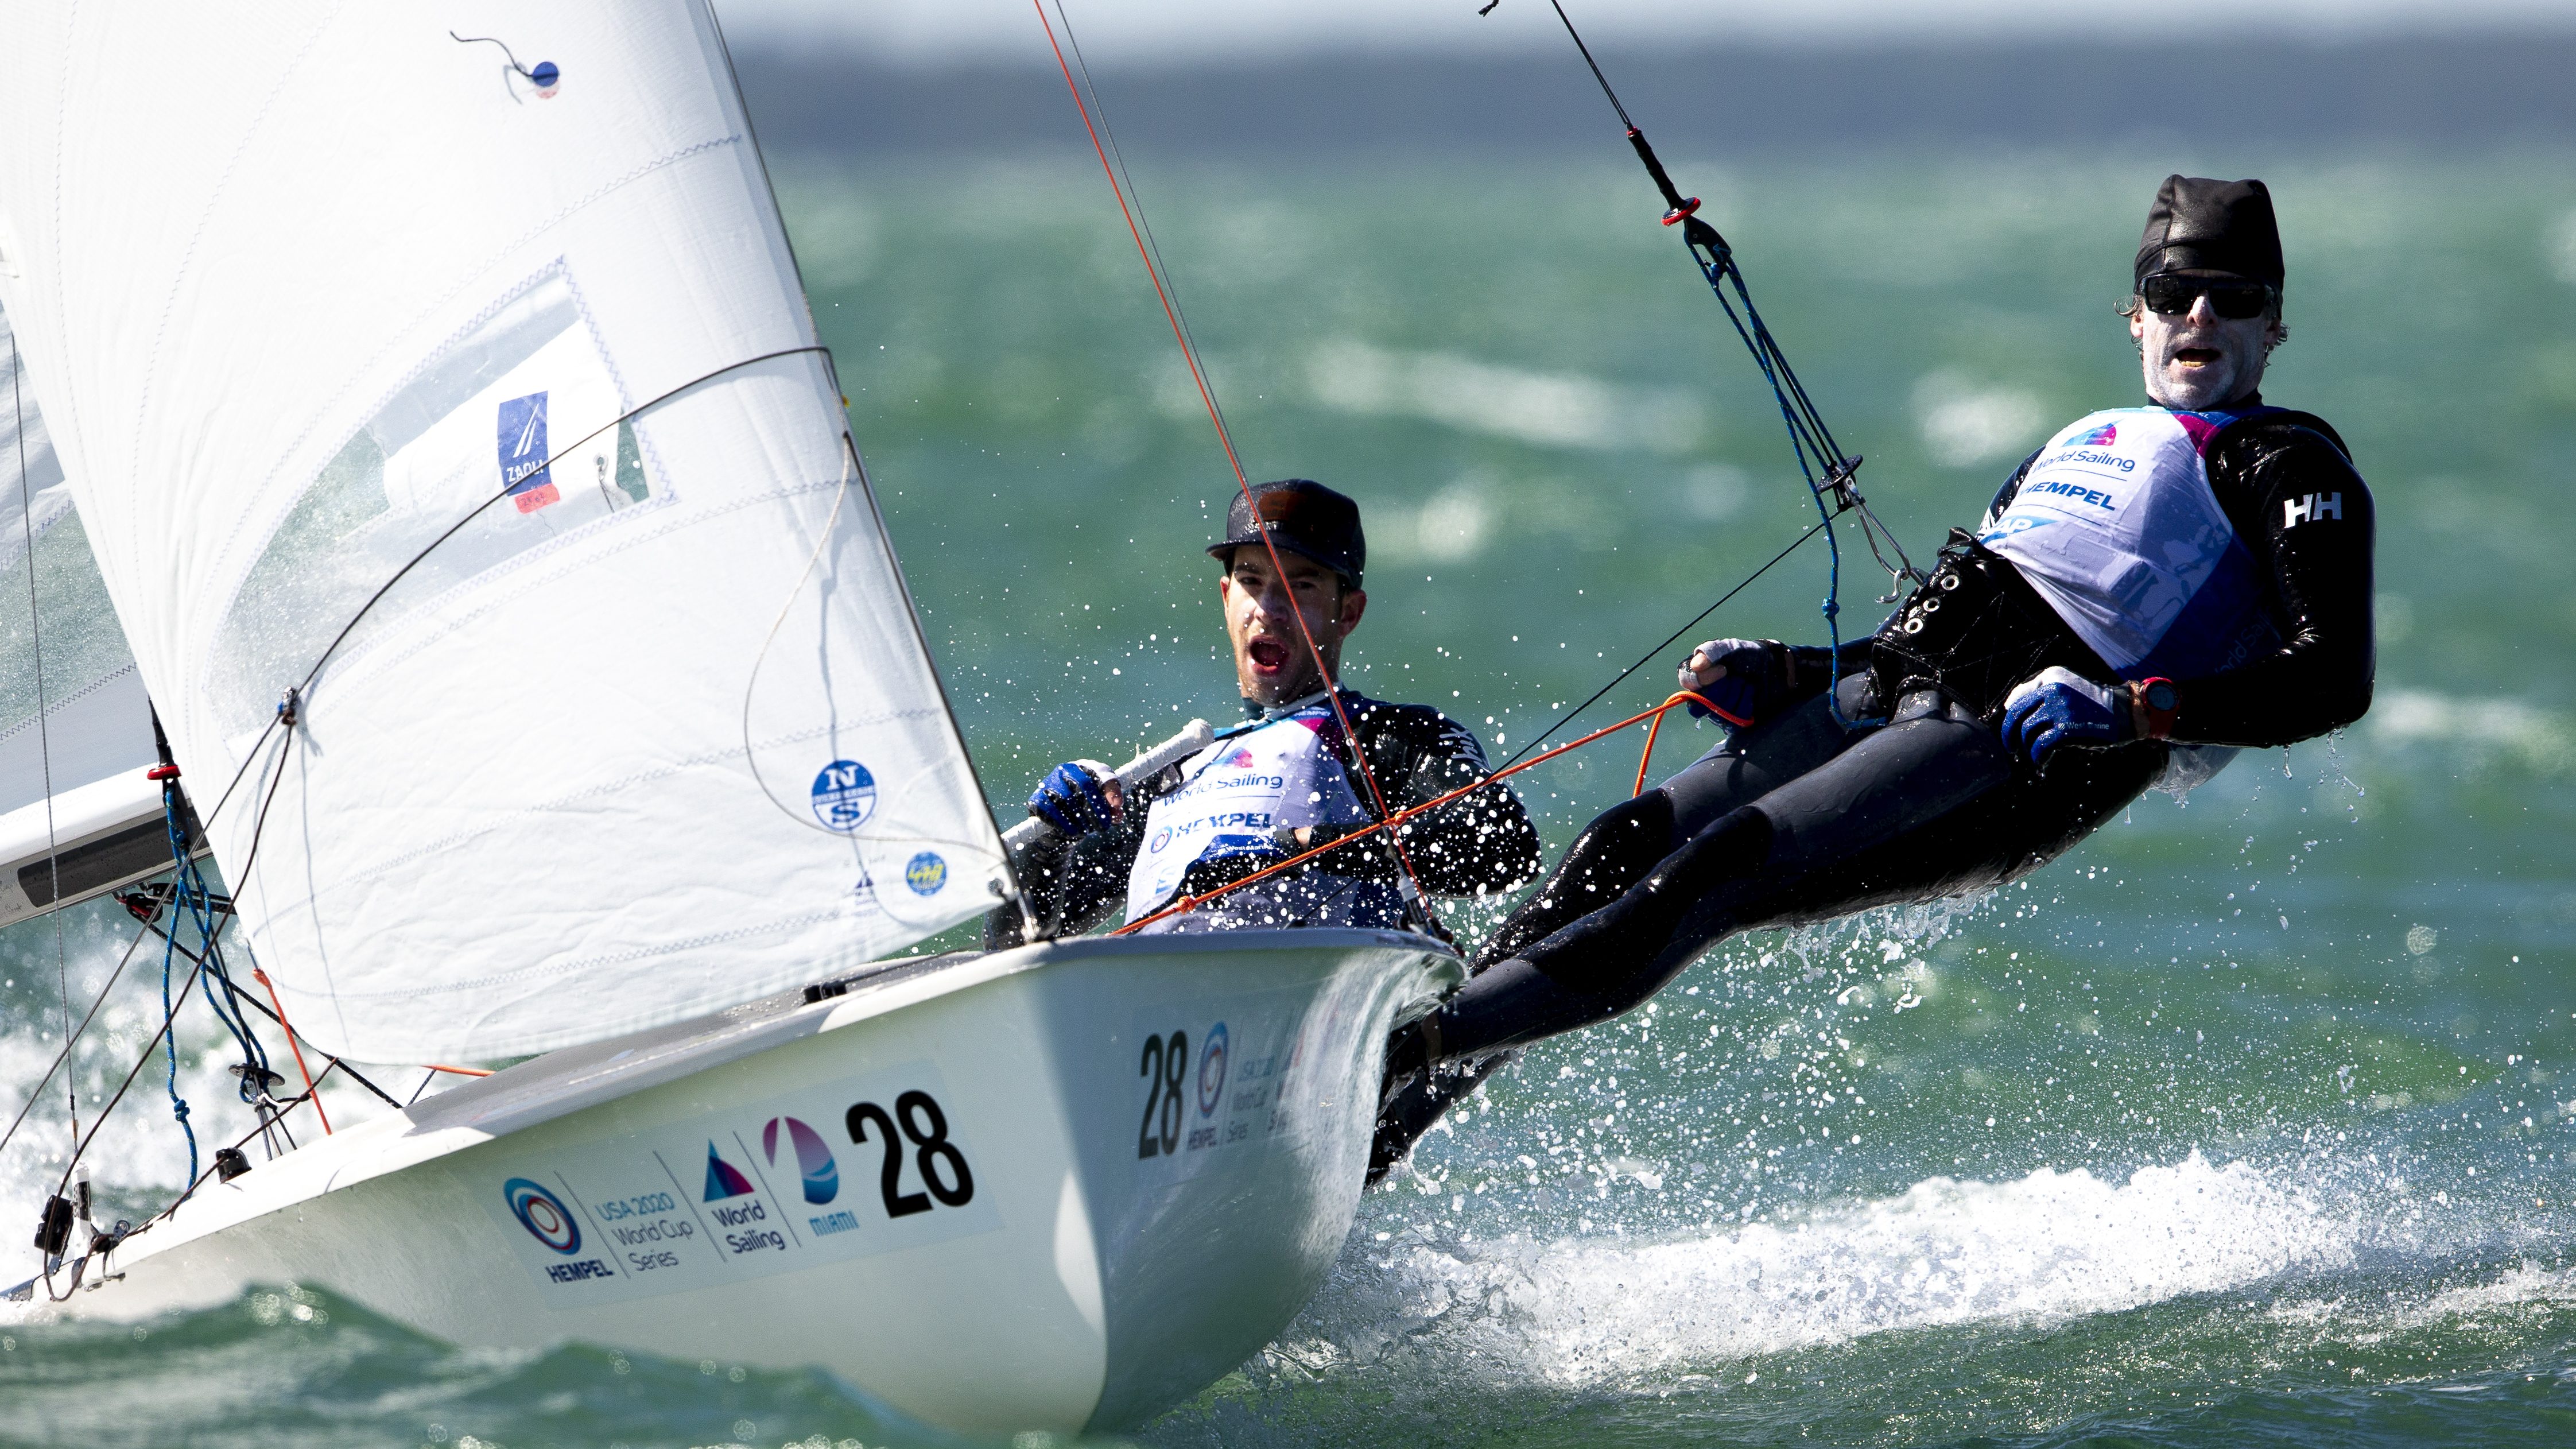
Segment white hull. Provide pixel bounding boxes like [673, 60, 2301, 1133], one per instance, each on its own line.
[60, 929, 1459, 1433]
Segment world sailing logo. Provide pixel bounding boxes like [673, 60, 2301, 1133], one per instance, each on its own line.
[496, 391, 560, 514]
[762, 1115, 840, 1205]
[703, 1141, 757, 1202]
[2069, 420, 2119, 448]
[503, 1177, 582, 1254]
[810, 760, 878, 832]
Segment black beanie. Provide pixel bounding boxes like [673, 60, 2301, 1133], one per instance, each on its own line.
[2135, 176, 2283, 288]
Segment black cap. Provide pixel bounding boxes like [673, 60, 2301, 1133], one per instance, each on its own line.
[2135, 175, 2284, 289]
[1208, 479, 1365, 587]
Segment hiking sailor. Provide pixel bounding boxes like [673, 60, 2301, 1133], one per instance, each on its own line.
[987, 478, 1543, 944]
[1372, 175, 2377, 1174]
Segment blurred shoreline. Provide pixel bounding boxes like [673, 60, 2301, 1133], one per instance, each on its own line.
[735, 34, 2576, 157]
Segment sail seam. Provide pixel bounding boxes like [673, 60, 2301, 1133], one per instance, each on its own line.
[0, 660, 138, 745]
[269, 908, 868, 1002]
[288, 470, 855, 699]
[201, 134, 748, 591]
[239, 711, 973, 896]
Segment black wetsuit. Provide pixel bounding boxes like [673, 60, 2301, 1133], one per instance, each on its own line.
[988, 691, 1543, 946]
[1371, 404, 2375, 1176]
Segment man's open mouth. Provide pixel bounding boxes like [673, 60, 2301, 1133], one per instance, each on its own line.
[1246, 637, 1293, 672]
[2172, 346, 2220, 368]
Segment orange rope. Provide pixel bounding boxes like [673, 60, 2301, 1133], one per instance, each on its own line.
[250, 968, 329, 1135]
[422, 1064, 492, 1078]
[1116, 691, 1720, 936]
[1633, 689, 1745, 796]
[1034, 2, 1436, 919]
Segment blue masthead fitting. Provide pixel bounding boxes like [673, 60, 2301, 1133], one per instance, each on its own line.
[530, 60, 561, 95]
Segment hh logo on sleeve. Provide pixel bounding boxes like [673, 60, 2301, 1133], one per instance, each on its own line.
[2282, 492, 2342, 528]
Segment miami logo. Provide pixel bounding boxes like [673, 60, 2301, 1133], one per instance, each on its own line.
[763, 1115, 840, 1205]
[2070, 421, 2118, 447]
[503, 1177, 581, 1254]
[703, 1141, 756, 1202]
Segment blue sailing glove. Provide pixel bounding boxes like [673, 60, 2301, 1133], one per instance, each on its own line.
[1677, 639, 1774, 725]
[1028, 760, 1119, 836]
[2001, 668, 2132, 764]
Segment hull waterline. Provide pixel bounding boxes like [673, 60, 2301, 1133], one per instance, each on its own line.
[47, 928, 1460, 1433]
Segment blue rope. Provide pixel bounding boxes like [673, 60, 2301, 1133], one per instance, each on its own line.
[1685, 242, 1883, 728]
[162, 789, 270, 1106]
[153, 792, 199, 1185]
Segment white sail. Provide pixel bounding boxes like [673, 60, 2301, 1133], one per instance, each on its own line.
[0, 2, 1009, 1060]
[0, 302, 169, 925]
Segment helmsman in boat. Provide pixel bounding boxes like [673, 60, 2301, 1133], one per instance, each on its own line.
[986, 478, 1543, 944]
[1371, 176, 2377, 1175]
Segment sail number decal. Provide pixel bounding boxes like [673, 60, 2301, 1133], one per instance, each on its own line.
[846, 1090, 975, 1215]
[1136, 1030, 1189, 1158]
[1130, 1008, 1306, 1179]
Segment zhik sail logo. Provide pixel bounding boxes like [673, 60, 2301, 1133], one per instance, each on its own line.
[905, 852, 947, 896]
[496, 391, 561, 514]
[763, 1115, 840, 1205]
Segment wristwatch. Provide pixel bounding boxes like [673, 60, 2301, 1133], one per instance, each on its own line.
[2129, 677, 2179, 740]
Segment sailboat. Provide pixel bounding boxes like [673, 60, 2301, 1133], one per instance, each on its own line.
[0, 3, 1458, 1433]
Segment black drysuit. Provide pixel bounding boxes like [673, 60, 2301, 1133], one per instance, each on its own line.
[1372, 405, 2375, 1175]
[987, 692, 1543, 947]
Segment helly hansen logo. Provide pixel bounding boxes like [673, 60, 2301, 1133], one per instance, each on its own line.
[2283, 493, 2342, 528]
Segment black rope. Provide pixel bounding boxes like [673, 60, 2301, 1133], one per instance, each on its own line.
[0, 915, 153, 1163]
[1507, 1, 1923, 738]
[10, 326, 81, 1154]
[286, 346, 833, 718]
[53, 954, 208, 1201]
[124, 913, 402, 1111]
[36, 347, 843, 1218]
[1496, 519, 1825, 770]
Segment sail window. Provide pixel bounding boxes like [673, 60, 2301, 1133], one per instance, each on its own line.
[211, 270, 659, 734]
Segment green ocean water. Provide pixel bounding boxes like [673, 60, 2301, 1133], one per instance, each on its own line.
[7, 143, 2576, 1446]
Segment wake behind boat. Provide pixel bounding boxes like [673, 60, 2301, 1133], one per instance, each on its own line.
[0, 1, 1457, 1432]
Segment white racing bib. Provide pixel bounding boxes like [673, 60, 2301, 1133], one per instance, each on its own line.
[1124, 703, 1374, 925]
[1978, 407, 2276, 680]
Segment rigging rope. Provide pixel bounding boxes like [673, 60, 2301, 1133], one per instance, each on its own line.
[1037, 0, 1442, 933]
[9, 327, 79, 1157]
[1534, 0, 1919, 732]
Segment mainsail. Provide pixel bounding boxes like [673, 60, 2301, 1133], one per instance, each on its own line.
[0, 303, 167, 927]
[0, 2, 1010, 1059]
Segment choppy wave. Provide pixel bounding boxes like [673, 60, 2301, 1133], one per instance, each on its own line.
[1280, 1154, 2355, 1389]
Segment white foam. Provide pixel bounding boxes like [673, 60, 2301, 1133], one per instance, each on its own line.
[1295, 1153, 2354, 1388]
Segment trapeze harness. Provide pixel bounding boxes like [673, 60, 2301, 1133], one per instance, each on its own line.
[1124, 694, 1393, 933]
[1390, 404, 2368, 1093]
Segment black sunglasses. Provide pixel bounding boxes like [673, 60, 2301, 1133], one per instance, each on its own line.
[2139, 274, 2276, 320]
